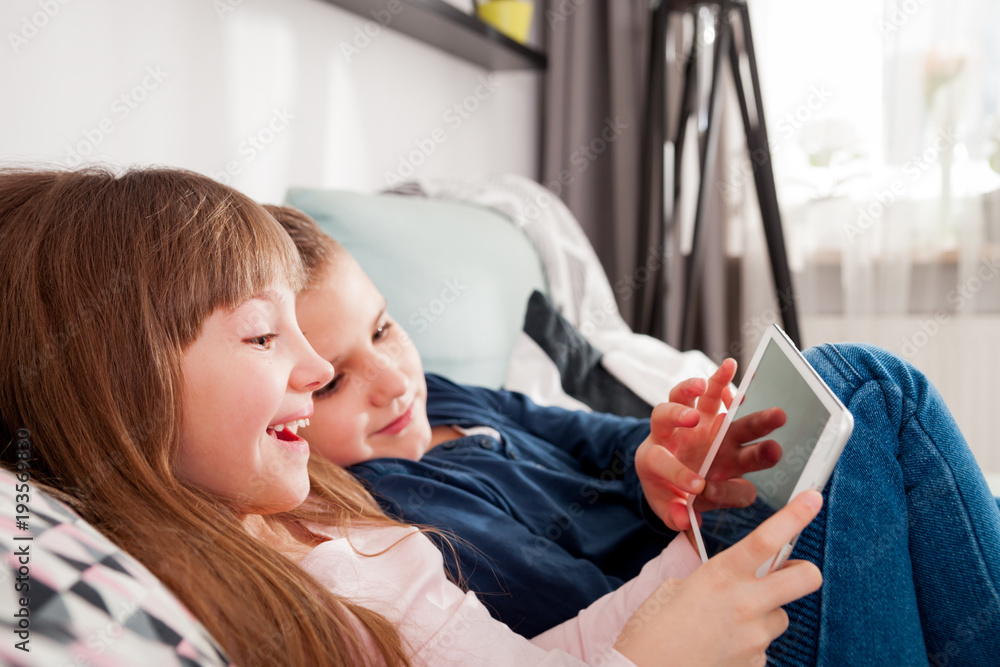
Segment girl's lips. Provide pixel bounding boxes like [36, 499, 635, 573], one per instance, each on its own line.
[266, 425, 309, 455]
[375, 404, 414, 436]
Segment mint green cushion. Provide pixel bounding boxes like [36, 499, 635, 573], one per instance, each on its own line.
[284, 188, 548, 389]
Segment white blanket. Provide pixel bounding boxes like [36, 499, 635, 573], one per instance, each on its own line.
[393, 174, 717, 408]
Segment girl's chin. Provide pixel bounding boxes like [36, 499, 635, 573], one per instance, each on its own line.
[371, 431, 431, 462]
[243, 482, 311, 516]
[409, 421, 433, 459]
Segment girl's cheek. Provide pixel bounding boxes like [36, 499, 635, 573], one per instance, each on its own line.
[320, 406, 352, 433]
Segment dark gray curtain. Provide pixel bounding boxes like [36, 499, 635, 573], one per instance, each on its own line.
[540, 0, 654, 330]
[541, 0, 737, 360]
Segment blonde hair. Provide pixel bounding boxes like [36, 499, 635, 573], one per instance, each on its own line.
[0, 167, 412, 667]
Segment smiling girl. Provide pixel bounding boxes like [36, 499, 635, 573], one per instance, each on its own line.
[0, 167, 413, 666]
[0, 167, 827, 667]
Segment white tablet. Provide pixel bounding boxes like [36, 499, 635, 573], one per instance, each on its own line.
[687, 324, 853, 577]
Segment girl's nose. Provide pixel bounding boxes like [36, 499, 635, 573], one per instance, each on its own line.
[368, 358, 408, 407]
[291, 336, 334, 392]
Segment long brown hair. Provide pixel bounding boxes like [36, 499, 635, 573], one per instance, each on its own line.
[0, 167, 412, 667]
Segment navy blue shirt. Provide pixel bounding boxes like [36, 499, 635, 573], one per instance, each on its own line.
[349, 374, 676, 638]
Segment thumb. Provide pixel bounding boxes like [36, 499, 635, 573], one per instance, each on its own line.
[718, 490, 823, 575]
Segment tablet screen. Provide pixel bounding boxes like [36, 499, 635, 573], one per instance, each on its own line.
[700, 338, 831, 554]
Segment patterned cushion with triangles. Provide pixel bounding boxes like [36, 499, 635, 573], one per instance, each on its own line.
[1, 467, 230, 666]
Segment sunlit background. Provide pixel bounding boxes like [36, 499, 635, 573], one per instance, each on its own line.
[1, 0, 997, 484]
[744, 0, 1000, 479]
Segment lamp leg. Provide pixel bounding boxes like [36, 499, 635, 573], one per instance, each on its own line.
[727, 1, 802, 346]
[681, 0, 732, 351]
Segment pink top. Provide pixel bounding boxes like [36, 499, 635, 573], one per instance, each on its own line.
[301, 524, 702, 666]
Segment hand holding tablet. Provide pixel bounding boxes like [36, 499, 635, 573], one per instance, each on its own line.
[687, 324, 854, 577]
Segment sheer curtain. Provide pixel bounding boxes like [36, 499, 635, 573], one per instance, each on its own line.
[737, 0, 1000, 475]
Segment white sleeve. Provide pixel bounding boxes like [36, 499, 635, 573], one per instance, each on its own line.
[530, 535, 703, 663]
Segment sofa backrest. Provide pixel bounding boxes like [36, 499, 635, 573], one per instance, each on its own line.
[284, 188, 548, 389]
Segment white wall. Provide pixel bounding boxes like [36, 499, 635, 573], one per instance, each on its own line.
[0, 0, 541, 203]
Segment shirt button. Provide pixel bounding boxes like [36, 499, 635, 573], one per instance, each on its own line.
[478, 437, 495, 450]
[507, 450, 519, 460]
[441, 440, 458, 450]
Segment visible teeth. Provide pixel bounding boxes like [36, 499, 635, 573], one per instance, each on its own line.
[269, 418, 308, 435]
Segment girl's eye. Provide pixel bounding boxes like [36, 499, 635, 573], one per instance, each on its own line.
[246, 334, 278, 349]
[314, 373, 344, 399]
[374, 321, 392, 342]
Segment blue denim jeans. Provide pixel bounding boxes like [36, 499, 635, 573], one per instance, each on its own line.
[764, 344, 1000, 666]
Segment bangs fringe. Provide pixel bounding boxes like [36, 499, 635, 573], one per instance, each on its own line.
[106, 168, 306, 349]
[189, 191, 306, 316]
